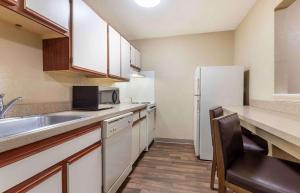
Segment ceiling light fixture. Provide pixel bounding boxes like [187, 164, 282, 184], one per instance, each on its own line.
[134, 0, 160, 8]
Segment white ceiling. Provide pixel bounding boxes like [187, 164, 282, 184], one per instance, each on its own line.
[85, 0, 256, 40]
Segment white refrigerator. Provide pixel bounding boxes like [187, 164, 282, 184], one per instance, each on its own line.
[194, 66, 244, 160]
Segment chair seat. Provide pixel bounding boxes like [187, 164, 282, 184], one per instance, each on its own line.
[227, 152, 300, 193]
[242, 135, 267, 154]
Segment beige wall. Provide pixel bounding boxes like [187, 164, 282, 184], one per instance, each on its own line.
[275, 0, 300, 94]
[234, 0, 282, 100]
[132, 32, 234, 140]
[0, 21, 112, 104]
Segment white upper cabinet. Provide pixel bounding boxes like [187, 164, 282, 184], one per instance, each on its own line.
[130, 46, 141, 69]
[72, 0, 107, 74]
[135, 49, 141, 68]
[130, 45, 136, 66]
[121, 37, 131, 79]
[109, 26, 121, 77]
[25, 0, 70, 30]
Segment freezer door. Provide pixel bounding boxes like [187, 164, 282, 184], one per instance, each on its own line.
[193, 96, 200, 156]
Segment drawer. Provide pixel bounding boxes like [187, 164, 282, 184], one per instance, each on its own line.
[0, 128, 101, 192]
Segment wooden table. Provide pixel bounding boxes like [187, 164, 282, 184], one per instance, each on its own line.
[224, 106, 300, 162]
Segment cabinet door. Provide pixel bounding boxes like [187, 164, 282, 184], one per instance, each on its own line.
[109, 26, 121, 77]
[72, 0, 107, 74]
[135, 49, 141, 68]
[27, 170, 62, 193]
[6, 166, 63, 193]
[139, 118, 147, 153]
[24, 0, 70, 30]
[68, 146, 102, 193]
[121, 37, 131, 79]
[148, 110, 155, 146]
[131, 123, 140, 164]
[130, 45, 136, 66]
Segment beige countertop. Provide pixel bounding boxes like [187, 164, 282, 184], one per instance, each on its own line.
[0, 104, 146, 153]
[224, 106, 300, 148]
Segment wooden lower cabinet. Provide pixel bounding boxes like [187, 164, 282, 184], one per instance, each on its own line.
[68, 145, 102, 193]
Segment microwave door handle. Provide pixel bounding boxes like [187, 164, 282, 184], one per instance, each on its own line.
[112, 91, 118, 104]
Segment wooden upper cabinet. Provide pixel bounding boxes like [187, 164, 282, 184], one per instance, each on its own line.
[121, 37, 131, 80]
[0, 0, 69, 37]
[24, 0, 70, 31]
[72, 0, 107, 75]
[1, 0, 17, 6]
[108, 26, 121, 77]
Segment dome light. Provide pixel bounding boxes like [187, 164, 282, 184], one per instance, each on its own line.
[134, 0, 160, 8]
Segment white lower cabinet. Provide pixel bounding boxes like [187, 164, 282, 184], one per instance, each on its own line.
[131, 123, 140, 164]
[0, 126, 102, 193]
[139, 118, 147, 153]
[28, 170, 63, 193]
[68, 146, 102, 193]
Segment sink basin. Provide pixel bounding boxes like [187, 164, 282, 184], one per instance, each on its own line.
[0, 115, 86, 138]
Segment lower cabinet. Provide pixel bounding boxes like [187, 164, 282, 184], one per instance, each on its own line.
[27, 168, 63, 193]
[132, 114, 148, 164]
[0, 123, 102, 193]
[131, 122, 140, 164]
[139, 117, 147, 153]
[68, 145, 102, 193]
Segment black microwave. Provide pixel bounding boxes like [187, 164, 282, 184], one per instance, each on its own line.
[72, 86, 120, 111]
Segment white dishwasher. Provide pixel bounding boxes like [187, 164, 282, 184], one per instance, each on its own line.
[102, 112, 133, 193]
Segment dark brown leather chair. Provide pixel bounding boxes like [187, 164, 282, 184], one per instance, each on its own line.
[212, 113, 300, 193]
[209, 106, 268, 190]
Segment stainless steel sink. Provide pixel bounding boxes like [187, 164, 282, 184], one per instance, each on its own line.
[0, 115, 86, 138]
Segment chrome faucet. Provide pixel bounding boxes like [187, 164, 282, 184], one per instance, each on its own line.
[0, 94, 22, 119]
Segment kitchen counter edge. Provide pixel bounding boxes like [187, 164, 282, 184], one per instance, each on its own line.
[0, 104, 147, 153]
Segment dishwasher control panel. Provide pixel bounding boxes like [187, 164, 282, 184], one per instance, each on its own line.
[102, 112, 133, 138]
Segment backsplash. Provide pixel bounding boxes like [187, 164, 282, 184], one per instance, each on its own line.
[5, 101, 72, 118]
[0, 21, 113, 117]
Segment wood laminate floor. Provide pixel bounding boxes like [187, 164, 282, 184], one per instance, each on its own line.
[118, 142, 217, 193]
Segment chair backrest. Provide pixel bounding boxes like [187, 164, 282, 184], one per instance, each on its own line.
[212, 113, 244, 178]
[209, 107, 224, 141]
